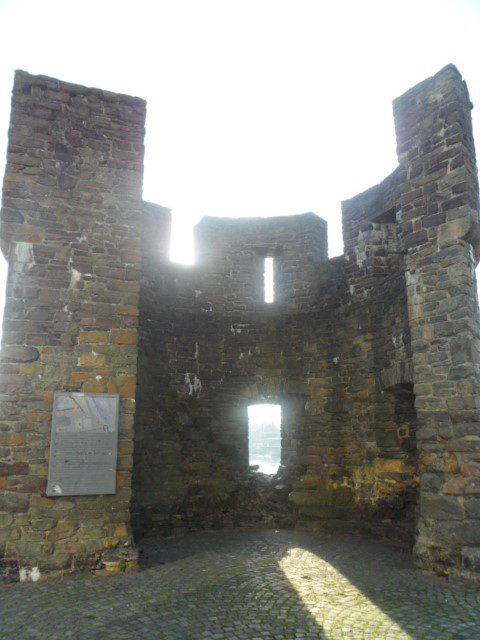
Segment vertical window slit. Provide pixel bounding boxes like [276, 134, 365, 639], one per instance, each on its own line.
[264, 256, 274, 303]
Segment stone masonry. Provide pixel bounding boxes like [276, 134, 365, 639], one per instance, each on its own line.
[0, 64, 479, 583]
[0, 71, 145, 581]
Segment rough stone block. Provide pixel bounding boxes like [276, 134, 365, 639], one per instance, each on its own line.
[421, 494, 464, 520]
[0, 346, 39, 363]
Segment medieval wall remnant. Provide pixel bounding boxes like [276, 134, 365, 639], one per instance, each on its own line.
[1, 64, 479, 583]
[0, 71, 145, 580]
[394, 66, 480, 576]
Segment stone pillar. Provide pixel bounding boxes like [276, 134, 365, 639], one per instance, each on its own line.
[394, 65, 480, 578]
[0, 72, 145, 580]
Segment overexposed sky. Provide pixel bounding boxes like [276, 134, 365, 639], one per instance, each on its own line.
[0, 0, 479, 274]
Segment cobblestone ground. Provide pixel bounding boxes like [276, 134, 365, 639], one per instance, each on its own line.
[1, 529, 480, 639]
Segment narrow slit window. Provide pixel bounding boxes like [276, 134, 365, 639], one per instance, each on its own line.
[248, 404, 281, 474]
[264, 257, 274, 303]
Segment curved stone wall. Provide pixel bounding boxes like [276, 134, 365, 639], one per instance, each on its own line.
[1, 64, 479, 583]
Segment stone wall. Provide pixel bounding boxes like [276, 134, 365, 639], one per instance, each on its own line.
[133, 205, 418, 547]
[1, 64, 479, 583]
[290, 257, 416, 547]
[394, 65, 480, 578]
[132, 214, 330, 538]
[0, 71, 146, 581]
[290, 64, 480, 576]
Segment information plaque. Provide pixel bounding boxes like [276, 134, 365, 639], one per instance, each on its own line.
[46, 392, 119, 496]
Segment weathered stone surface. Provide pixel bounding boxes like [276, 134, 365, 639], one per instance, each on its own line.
[1, 63, 479, 584]
[421, 494, 464, 520]
[0, 346, 39, 363]
[0, 70, 145, 580]
[462, 545, 480, 573]
[393, 64, 480, 579]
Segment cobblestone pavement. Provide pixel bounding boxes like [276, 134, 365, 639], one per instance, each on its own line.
[1, 529, 480, 639]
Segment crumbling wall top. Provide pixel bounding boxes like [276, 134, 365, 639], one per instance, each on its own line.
[194, 212, 328, 265]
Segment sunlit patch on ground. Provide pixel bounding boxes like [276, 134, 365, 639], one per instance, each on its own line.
[279, 547, 409, 638]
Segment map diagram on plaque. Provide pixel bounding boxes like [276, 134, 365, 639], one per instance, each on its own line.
[54, 394, 117, 433]
[46, 392, 119, 497]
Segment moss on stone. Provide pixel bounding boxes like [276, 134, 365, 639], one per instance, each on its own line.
[289, 476, 355, 508]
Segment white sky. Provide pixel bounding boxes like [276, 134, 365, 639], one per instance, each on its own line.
[248, 403, 281, 428]
[0, 0, 479, 311]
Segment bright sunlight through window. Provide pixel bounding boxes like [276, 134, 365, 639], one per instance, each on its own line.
[264, 257, 274, 303]
[248, 403, 281, 474]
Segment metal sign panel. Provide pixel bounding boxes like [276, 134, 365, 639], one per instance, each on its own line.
[46, 392, 119, 496]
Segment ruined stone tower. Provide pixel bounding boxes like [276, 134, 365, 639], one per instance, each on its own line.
[1, 64, 479, 583]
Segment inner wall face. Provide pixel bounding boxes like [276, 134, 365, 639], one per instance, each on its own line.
[132, 213, 327, 540]
[248, 404, 281, 474]
[133, 206, 422, 548]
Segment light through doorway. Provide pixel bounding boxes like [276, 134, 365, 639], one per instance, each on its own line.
[248, 403, 281, 474]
